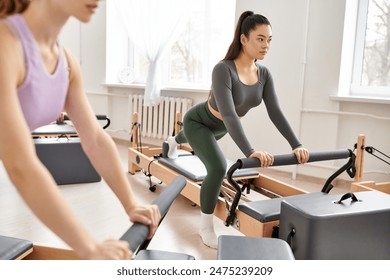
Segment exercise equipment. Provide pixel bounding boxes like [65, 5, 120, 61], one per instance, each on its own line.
[159, 156, 258, 182]
[218, 190, 390, 260]
[225, 149, 355, 227]
[127, 112, 361, 238]
[32, 114, 110, 185]
[159, 142, 259, 182]
[34, 138, 101, 185]
[219, 134, 390, 260]
[120, 175, 195, 260]
[32, 114, 111, 138]
[17, 175, 191, 260]
[351, 136, 390, 194]
[0, 235, 33, 260]
[279, 190, 390, 259]
[217, 235, 294, 260]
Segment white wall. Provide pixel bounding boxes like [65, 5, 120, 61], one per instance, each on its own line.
[60, 0, 390, 183]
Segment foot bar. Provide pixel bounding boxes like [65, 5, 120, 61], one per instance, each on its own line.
[237, 149, 353, 169]
[120, 176, 186, 253]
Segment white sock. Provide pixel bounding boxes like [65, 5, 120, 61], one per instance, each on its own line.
[199, 212, 218, 249]
[167, 136, 179, 159]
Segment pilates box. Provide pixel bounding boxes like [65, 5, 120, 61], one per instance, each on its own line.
[34, 138, 101, 185]
[279, 191, 390, 260]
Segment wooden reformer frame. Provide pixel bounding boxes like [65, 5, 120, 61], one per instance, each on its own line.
[9, 176, 188, 260]
[351, 134, 390, 194]
[11, 116, 383, 260]
[127, 112, 366, 238]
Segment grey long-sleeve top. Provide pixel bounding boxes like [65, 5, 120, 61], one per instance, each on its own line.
[208, 60, 301, 157]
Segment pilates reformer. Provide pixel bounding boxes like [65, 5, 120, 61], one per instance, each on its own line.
[0, 235, 33, 260]
[32, 113, 111, 138]
[224, 148, 356, 228]
[218, 134, 390, 260]
[32, 113, 111, 185]
[2, 176, 191, 260]
[127, 112, 363, 238]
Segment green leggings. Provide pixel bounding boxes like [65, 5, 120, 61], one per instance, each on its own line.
[175, 101, 228, 214]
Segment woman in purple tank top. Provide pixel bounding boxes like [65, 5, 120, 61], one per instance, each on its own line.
[0, 1, 160, 260]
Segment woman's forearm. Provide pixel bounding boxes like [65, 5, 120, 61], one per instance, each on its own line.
[80, 129, 138, 215]
[5, 157, 98, 258]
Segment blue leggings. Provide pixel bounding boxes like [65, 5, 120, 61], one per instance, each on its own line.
[175, 102, 227, 214]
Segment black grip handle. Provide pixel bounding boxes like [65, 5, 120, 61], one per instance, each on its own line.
[63, 114, 108, 121]
[119, 176, 186, 252]
[334, 192, 360, 204]
[64, 114, 110, 129]
[95, 114, 108, 120]
[238, 149, 353, 169]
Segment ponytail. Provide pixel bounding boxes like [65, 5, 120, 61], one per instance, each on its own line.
[223, 11, 271, 61]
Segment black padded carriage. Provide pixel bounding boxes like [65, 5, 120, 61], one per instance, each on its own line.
[158, 141, 259, 182]
[217, 235, 294, 260]
[32, 115, 110, 185]
[0, 235, 33, 260]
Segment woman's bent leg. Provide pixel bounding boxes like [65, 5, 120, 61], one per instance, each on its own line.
[183, 119, 226, 248]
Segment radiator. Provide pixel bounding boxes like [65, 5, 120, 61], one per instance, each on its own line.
[128, 94, 193, 140]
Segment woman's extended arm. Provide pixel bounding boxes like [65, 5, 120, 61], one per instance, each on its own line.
[0, 23, 123, 259]
[262, 68, 308, 163]
[211, 62, 255, 157]
[62, 49, 160, 238]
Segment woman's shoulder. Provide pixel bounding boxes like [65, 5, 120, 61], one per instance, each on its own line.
[212, 60, 238, 80]
[255, 61, 270, 72]
[255, 62, 273, 81]
[0, 19, 22, 59]
[0, 18, 15, 41]
[214, 60, 235, 71]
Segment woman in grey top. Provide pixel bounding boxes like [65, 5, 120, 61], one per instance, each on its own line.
[167, 11, 309, 248]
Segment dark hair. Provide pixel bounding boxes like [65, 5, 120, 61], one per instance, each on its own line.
[0, 0, 30, 18]
[223, 11, 271, 61]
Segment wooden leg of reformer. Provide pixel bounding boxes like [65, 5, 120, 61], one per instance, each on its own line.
[354, 134, 365, 182]
[351, 134, 390, 194]
[350, 134, 366, 192]
[236, 211, 279, 237]
[175, 112, 182, 136]
[173, 112, 193, 153]
[129, 112, 141, 174]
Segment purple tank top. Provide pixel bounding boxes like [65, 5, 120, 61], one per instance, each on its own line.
[7, 15, 69, 131]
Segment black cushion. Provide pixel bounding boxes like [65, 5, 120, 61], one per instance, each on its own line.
[159, 155, 259, 182]
[218, 235, 294, 260]
[134, 249, 195, 260]
[0, 235, 33, 260]
[34, 138, 101, 185]
[239, 192, 326, 222]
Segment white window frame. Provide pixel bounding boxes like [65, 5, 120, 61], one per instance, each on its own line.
[338, 0, 390, 101]
[105, 0, 236, 91]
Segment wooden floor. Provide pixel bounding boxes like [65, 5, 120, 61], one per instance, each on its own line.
[0, 139, 352, 260]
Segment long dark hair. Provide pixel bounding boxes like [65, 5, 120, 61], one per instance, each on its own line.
[0, 0, 30, 18]
[223, 11, 271, 61]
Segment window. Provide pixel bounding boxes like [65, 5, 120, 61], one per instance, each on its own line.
[106, 0, 236, 89]
[340, 0, 390, 99]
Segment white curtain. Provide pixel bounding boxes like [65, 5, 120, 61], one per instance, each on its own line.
[113, 0, 190, 106]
